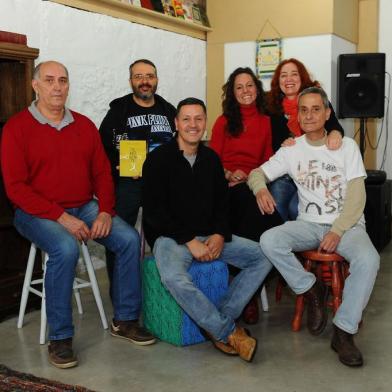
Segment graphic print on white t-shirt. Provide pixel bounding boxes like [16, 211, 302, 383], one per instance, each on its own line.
[262, 136, 366, 225]
[295, 157, 344, 217]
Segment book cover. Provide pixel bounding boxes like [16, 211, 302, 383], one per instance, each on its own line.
[141, 0, 154, 10]
[198, 6, 210, 27]
[191, 5, 203, 25]
[161, 0, 176, 16]
[182, 0, 194, 22]
[0, 31, 27, 45]
[151, 0, 164, 13]
[172, 0, 185, 19]
[119, 140, 147, 177]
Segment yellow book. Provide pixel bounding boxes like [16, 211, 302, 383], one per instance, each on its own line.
[119, 140, 147, 177]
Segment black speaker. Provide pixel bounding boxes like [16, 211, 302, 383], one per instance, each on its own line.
[337, 53, 385, 118]
[364, 179, 391, 251]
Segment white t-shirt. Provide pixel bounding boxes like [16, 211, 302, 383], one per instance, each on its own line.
[262, 135, 366, 225]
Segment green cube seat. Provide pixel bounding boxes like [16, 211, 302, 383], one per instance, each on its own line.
[142, 256, 229, 346]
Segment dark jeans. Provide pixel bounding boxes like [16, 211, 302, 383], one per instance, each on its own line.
[268, 174, 298, 222]
[228, 182, 283, 242]
[106, 178, 142, 299]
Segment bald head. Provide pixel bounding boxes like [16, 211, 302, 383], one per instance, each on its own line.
[33, 61, 69, 81]
[32, 61, 70, 115]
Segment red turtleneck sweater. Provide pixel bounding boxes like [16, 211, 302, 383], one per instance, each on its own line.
[209, 105, 273, 174]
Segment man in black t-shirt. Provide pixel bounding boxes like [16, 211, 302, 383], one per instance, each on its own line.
[100, 59, 176, 294]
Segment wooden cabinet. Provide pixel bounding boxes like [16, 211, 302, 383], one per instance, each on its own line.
[0, 41, 40, 320]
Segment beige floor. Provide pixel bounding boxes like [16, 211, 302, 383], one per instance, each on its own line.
[0, 243, 391, 392]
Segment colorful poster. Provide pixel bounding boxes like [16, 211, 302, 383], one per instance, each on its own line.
[256, 39, 281, 80]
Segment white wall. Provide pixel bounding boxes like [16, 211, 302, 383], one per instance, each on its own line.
[0, 0, 206, 127]
[378, 0, 392, 177]
[224, 34, 356, 136]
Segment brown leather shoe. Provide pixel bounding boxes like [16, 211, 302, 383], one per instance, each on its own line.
[242, 296, 259, 325]
[227, 326, 257, 362]
[111, 320, 156, 346]
[331, 325, 363, 367]
[203, 331, 238, 356]
[304, 280, 328, 335]
[48, 338, 78, 369]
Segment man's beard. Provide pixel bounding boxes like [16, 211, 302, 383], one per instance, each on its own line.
[132, 83, 157, 101]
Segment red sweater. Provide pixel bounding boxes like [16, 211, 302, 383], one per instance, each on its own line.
[209, 105, 273, 174]
[1, 109, 115, 220]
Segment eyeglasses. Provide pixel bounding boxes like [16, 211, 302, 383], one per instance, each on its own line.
[131, 73, 156, 81]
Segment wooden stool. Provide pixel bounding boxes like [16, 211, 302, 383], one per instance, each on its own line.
[291, 250, 349, 332]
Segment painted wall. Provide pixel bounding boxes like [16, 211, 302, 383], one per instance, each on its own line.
[224, 34, 356, 137]
[208, 0, 358, 45]
[206, 0, 358, 132]
[377, 0, 391, 177]
[0, 0, 206, 127]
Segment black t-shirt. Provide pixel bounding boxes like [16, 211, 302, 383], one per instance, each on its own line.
[115, 98, 174, 152]
[99, 93, 176, 179]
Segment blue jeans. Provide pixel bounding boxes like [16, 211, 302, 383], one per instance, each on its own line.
[14, 200, 141, 340]
[153, 235, 272, 342]
[106, 177, 142, 298]
[268, 175, 298, 221]
[260, 220, 379, 334]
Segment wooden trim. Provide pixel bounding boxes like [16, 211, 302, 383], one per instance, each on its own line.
[0, 42, 39, 61]
[48, 0, 211, 40]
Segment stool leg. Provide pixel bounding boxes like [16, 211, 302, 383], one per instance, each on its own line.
[40, 252, 48, 345]
[276, 277, 284, 303]
[331, 261, 343, 314]
[81, 243, 108, 330]
[292, 295, 305, 331]
[18, 244, 37, 328]
[140, 226, 146, 261]
[292, 258, 312, 332]
[260, 285, 269, 312]
[73, 282, 83, 315]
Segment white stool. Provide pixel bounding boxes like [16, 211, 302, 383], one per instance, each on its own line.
[260, 285, 269, 312]
[17, 241, 108, 344]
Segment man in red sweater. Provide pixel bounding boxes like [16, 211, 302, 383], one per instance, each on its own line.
[0, 61, 155, 369]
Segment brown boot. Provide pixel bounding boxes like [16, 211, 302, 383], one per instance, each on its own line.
[304, 280, 328, 335]
[331, 325, 363, 367]
[227, 326, 257, 362]
[48, 338, 78, 369]
[202, 330, 238, 356]
[242, 296, 259, 325]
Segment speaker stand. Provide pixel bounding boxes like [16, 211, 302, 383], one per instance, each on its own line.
[359, 118, 366, 159]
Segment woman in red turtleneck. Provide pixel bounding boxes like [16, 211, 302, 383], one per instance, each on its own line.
[210, 68, 274, 184]
[210, 103, 273, 177]
[209, 67, 282, 325]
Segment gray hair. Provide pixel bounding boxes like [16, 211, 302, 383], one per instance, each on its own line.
[33, 61, 69, 80]
[298, 87, 329, 109]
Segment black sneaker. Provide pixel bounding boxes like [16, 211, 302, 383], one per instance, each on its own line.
[48, 338, 78, 369]
[110, 320, 156, 346]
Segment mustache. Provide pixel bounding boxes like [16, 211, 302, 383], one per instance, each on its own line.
[138, 83, 152, 89]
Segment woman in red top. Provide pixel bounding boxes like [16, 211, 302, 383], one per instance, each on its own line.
[210, 67, 282, 324]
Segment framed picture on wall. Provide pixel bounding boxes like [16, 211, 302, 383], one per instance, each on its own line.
[256, 39, 281, 80]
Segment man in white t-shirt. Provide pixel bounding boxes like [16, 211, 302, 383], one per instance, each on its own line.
[248, 87, 379, 367]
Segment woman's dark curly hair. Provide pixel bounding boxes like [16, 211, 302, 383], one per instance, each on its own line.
[266, 58, 319, 115]
[222, 67, 266, 137]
